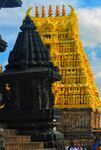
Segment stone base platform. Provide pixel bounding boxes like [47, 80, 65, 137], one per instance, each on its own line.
[1, 129, 62, 150]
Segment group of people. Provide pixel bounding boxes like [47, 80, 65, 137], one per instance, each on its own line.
[65, 142, 87, 150]
[96, 144, 101, 150]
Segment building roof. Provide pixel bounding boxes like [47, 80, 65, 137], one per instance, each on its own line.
[6, 16, 55, 70]
[0, 0, 22, 8]
[0, 36, 7, 52]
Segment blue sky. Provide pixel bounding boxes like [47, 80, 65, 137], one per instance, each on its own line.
[79, 0, 101, 7]
[0, 0, 101, 95]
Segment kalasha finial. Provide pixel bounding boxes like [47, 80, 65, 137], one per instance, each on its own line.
[62, 5, 66, 16]
[41, 6, 46, 17]
[26, 7, 33, 17]
[48, 5, 53, 17]
[55, 5, 60, 16]
[68, 5, 75, 16]
[35, 6, 39, 17]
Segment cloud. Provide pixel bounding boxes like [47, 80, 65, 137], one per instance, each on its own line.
[89, 60, 101, 96]
[95, 72, 101, 79]
[77, 8, 101, 96]
[78, 7, 101, 48]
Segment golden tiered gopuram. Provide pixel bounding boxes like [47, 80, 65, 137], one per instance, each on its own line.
[27, 5, 101, 147]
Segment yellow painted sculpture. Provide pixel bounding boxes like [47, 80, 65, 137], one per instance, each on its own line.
[26, 5, 100, 111]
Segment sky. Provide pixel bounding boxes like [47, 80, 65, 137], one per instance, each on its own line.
[0, 0, 101, 95]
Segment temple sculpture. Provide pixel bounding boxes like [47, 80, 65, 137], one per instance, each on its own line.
[0, 15, 64, 149]
[28, 5, 101, 148]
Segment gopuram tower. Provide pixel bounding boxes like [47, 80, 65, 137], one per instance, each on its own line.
[29, 5, 101, 147]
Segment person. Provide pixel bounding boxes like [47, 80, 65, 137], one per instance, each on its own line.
[65, 145, 69, 150]
[69, 142, 77, 150]
[82, 147, 87, 150]
[97, 144, 101, 150]
[76, 144, 83, 150]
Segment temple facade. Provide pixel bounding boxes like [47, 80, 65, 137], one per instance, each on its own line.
[27, 5, 101, 148]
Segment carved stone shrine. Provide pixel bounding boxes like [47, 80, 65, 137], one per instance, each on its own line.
[0, 16, 64, 149]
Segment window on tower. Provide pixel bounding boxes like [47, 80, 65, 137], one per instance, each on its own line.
[44, 34, 51, 39]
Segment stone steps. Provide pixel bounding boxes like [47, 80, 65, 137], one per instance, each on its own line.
[5, 142, 44, 150]
[2, 129, 45, 150]
[3, 129, 56, 150]
[5, 135, 31, 142]
[3, 129, 17, 136]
